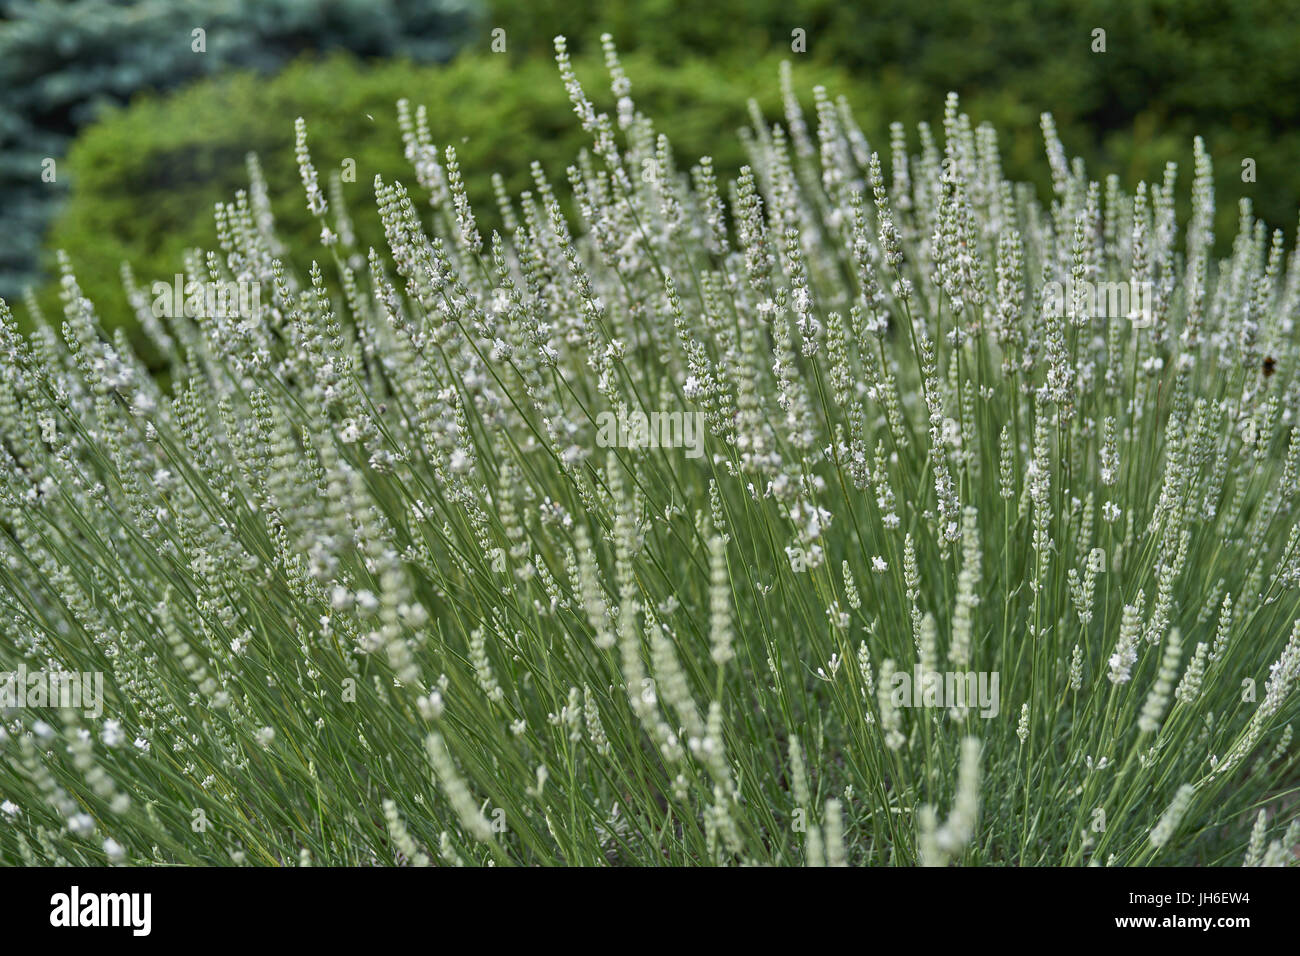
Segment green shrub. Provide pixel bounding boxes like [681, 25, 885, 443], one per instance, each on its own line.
[42, 50, 872, 347]
[484, 0, 1300, 246]
[48, 0, 1300, 343]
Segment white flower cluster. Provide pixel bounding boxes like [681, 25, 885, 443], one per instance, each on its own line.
[0, 38, 1297, 867]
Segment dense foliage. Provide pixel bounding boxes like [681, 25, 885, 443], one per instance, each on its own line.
[47, 1, 1300, 342]
[488, 0, 1300, 252]
[2, 39, 1299, 866]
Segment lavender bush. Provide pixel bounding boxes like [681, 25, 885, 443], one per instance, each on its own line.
[1, 37, 1298, 866]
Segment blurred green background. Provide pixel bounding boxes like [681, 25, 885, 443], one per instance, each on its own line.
[0, 0, 480, 304]
[6, 0, 1300, 348]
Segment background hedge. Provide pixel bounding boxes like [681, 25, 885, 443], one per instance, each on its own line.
[31, 0, 1300, 348]
[41, 51, 869, 343]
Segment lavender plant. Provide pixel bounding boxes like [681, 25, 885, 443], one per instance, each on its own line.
[2, 37, 1299, 866]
